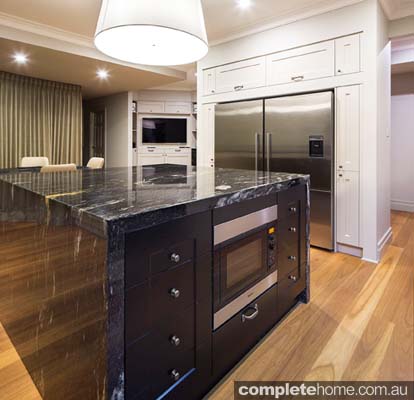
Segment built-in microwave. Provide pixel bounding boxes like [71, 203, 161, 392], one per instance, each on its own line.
[213, 204, 278, 330]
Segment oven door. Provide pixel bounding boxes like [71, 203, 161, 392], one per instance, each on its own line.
[215, 227, 269, 311]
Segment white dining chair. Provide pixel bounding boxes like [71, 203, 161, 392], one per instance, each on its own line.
[20, 157, 49, 168]
[40, 164, 77, 173]
[86, 157, 105, 169]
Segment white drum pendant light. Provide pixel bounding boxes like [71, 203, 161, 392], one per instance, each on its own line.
[94, 0, 208, 66]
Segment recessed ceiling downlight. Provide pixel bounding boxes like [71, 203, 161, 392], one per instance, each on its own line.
[94, 0, 208, 66]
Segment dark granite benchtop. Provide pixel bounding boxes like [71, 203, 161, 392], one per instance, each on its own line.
[0, 164, 309, 237]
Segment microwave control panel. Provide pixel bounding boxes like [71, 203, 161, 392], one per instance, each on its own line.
[267, 226, 276, 268]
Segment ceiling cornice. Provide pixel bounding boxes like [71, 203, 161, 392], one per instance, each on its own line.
[0, 11, 186, 80]
[379, 0, 414, 20]
[208, 0, 364, 46]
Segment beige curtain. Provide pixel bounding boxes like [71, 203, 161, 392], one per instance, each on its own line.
[0, 72, 82, 169]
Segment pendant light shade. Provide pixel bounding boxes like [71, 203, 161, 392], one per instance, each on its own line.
[94, 0, 208, 66]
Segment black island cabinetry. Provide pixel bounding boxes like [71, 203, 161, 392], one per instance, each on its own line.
[0, 165, 309, 400]
[124, 182, 309, 400]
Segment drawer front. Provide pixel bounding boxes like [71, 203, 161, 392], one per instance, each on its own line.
[278, 215, 299, 247]
[278, 242, 299, 280]
[213, 285, 278, 376]
[277, 269, 305, 319]
[215, 56, 266, 94]
[165, 154, 190, 165]
[138, 101, 164, 114]
[266, 41, 334, 86]
[278, 185, 306, 220]
[152, 261, 195, 319]
[126, 334, 195, 399]
[138, 146, 165, 154]
[165, 102, 191, 114]
[137, 154, 164, 166]
[125, 212, 211, 288]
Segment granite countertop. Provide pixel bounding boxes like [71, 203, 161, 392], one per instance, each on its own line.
[0, 164, 309, 237]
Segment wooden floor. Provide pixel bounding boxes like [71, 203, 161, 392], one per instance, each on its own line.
[0, 212, 412, 399]
[209, 211, 414, 399]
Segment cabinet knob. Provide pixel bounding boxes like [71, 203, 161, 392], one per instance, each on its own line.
[169, 288, 180, 298]
[234, 85, 244, 91]
[289, 275, 297, 282]
[289, 227, 296, 232]
[338, 165, 343, 169]
[289, 207, 297, 213]
[288, 255, 297, 261]
[170, 335, 181, 347]
[291, 75, 304, 81]
[337, 69, 342, 73]
[170, 253, 181, 263]
[339, 174, 343, 177]
[170, 369, 180, 381]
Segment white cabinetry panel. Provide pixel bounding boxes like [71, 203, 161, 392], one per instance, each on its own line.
[203, 68, 216, 95]
[165, 102, 191, 114]
[137, 101, 164, 114]
[336, 85, 360, 172]
[215, 57, 266, 94]
[266, 41, 334, 86]
[337, 171, 360, 246]
[198, 104, 215, 167]
[335, 34, 360, 75]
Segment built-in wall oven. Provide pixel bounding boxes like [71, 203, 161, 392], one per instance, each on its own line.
[213, 204, 278, 330]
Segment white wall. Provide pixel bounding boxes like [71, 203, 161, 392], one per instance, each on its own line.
[391, 94, 414, 212]
[88, 92, 132, 168]
[376, 2, 392, 254]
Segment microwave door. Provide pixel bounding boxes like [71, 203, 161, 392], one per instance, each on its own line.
[215, 100, 264, 171]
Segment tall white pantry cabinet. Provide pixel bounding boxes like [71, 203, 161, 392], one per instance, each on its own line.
[196, 0, 391, 262]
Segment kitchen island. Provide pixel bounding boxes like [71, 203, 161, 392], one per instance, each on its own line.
[0, 164, 309, 400]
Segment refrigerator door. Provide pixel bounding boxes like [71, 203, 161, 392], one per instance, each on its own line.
[215, 100, 264, 170]
[265, 91, 334, 250]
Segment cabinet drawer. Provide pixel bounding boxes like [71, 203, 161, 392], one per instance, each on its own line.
[213, 285, 277, 376]
[126, 333, 195, 399]
[335, 34, 360, 75]
[165, 102, 191, 114]
[278, 215, 299, 247]
[278, 243, 299, 280]
[277, 269, 305, 319]
[138, 154, 164, 166]
[138, 146, 164, 154]
[215, 56, 266, 94]
[138, 101, 164, 114]
[266, 41, 334, 86]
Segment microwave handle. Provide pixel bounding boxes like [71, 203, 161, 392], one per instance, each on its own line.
[241, 303, 259, 322]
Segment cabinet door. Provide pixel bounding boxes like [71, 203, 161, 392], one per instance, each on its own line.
[165, 154, 190, 165]
[165, 102, 191, 114]
[198, 104, 215, 168]
[266, 41, 334, 86]
[138, 101, 165, 114]
[336, 85, 360, 171]
[203, 68, 216, 96]
[215, 56, 266, 94]
[337, 171, 359, 246]
[335, 34, 360, 75]
[138, 153, 165, 165]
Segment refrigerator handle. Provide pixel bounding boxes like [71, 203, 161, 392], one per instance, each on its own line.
[255, 133, 260, 171]
[266, 132, 272, 172]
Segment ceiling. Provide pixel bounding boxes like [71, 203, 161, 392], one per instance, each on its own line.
[0, 37, 179, 98]
[1, 0, 414, 97]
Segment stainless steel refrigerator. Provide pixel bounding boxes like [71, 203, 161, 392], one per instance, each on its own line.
[215, 91, 334, 250]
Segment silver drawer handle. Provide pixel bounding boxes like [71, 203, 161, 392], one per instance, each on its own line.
[291, 75, 304, 81]
[289, 275, 297, 282]
[241, 304, 259, 322]
[170, 253, 180, 263]
[289, 227, 296, 232]
[289, 207, 297, 213]
[170, 335, 181, 347]
[169, 288, 180, 298]
[170, 369, 180, 381]
[234, 85, 244, 91]
[288, 255, 297, 261]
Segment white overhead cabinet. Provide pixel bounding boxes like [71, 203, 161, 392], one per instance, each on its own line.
[335, 34, 360, 75]
[336, 85, 360, 171]
[336, 171, 360, 246]
[215, 56, 266, 94]
[203, 68, 216, 96]
[137, 101, 164, 114]
[336, 85, 361, 248]
[266, 41, 335, 86]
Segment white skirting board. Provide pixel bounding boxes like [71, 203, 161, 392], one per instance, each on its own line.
[337, 243, 363, 258]
[377, 227, 393, 261]
[391, 200, 414, 213]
